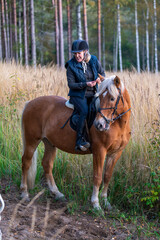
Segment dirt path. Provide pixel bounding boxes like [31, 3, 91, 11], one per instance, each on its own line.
[0, 182, 159, 240]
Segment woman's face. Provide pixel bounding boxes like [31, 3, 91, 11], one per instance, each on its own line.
[74, 51, 85, 62]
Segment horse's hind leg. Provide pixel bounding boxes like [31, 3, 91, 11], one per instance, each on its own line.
[21, 142, 39, 199]
[101, 151, 122, 210]
[42, 138, 64, 200]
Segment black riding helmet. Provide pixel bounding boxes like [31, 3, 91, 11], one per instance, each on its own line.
[71, 39, 89, 53]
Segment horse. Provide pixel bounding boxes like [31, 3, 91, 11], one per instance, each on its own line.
[20, 75, 131, 210]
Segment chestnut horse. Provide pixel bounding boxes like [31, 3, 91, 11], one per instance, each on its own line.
[20, 75, 131, 210]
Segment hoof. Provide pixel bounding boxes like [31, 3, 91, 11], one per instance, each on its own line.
[91, 206, 104, 216]
[21, 192, 30, 202]
[55, 193, 66, 201]
[103, 198, 112, 211]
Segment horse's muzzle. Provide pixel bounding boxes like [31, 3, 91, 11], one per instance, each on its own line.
[94, 118, 110, 131]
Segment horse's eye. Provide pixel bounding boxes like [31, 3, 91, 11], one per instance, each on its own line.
[111, 97, 115, 101]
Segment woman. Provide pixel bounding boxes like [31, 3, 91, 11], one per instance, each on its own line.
[65, 39, 105, 151]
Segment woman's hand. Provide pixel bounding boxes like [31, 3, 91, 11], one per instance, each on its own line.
[95, 77, 101, 84]
[87, 78, 101, 87]
[86, 81, 97, 87]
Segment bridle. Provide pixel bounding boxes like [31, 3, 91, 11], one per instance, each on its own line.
[97, 88, 131, 125]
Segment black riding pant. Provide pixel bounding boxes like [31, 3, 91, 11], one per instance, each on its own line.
[70, 96, 93, 144]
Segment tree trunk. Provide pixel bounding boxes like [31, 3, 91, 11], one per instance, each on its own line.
[40, 1, 44, 65]
[23, 0, 28, 66]
[142, 33, 145, 71]
[151, 29, 154, 72]
[117, 4, 123, 72]
[76, 0, 82, 40]
[113, 11, 117, 72]
[102, 3, 105, 70]
[5, 0, 10, 59]
[30, 0, 36, 68]
[83, 0, 88, 43]
[67, 0, 72, 59]
[9, 1, 13, 60]
[145, 0, 150, 72]
[153, 0, 158, 73]
[135, 0, 140, 73]
[0, 10, 2, 60]
[53, 0, 59, 66]
[19, 0, 22, 64]
[58, 0, 64, 67]
[97, 0, 101, 61]
[1, 0, 8, 61]
[13, 0, 18, 63]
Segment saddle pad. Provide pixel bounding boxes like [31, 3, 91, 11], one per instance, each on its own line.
[65, 100, 74, 109]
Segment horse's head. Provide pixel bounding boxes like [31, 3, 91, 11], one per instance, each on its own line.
[94, 75, 130, 131]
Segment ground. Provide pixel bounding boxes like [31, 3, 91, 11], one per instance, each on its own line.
[0, 180, 159, 240]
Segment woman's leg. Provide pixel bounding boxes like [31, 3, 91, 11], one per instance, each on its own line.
[71, 97, 90, 151]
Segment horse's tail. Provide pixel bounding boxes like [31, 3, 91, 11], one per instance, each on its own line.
[21, 101, 38, 190]
[0, 194, 5, 215]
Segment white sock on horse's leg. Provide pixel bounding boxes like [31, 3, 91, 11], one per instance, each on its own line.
[46, 175, 64, 199]
[91, 185, 101, 209]
[101, 187, 112, 210]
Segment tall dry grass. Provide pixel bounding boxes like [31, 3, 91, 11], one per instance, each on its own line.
[0, 62, 159, 212]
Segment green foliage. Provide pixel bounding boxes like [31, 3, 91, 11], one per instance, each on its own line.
[141, 170, 160, 209]
[141, 121, 160, 211]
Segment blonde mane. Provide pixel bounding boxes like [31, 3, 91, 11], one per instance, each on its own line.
[95, 75, 124, 98]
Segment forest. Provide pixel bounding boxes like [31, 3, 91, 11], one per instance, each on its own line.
[0, 0, 160, 238]
[0, 0, 160, 72]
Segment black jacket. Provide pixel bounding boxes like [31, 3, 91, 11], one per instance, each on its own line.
[65, 55, 105, 98]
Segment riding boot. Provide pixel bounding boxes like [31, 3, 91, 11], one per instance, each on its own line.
[75, 119, 90, 151]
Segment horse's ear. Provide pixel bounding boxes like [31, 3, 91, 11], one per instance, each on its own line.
[98, 74, 105, 81]
[114, 76, 121, 88]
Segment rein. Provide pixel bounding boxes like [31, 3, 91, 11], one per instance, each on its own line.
[98, 88, 131, 124]
[61, 88, 131, 129]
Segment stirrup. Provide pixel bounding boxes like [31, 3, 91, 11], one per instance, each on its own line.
[81, 138, 90, 149]
[75, 141, 90, 152]
[75, 144, 88, 152]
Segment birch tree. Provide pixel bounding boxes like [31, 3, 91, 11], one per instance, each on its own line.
[97, 0, 101, 61]
[135, 0, 140, 73]
[76, 0, 82, 39]
[117, 4, 123, 72]
[23, 0, 28, 66]
[31, 0, 36, 68]
[83, 0, 88, 43]
[153, 0, 158, 73]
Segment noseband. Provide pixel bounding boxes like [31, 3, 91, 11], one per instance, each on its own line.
[98, 88, 131, 124]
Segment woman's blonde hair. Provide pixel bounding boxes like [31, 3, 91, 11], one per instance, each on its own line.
[84, 51, 91, 63]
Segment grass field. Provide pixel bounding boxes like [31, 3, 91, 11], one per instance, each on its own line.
[0, 62, 159, 219]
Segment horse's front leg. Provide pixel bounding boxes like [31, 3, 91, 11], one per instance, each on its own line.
[101, 150, 122, 210]
[91, 147, 106, 210]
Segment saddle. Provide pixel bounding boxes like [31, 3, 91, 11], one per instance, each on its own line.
[65, 97, 100, 134]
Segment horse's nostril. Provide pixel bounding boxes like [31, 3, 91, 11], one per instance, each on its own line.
[98, 123, 102, 128]
[96, 122, 103, 130]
